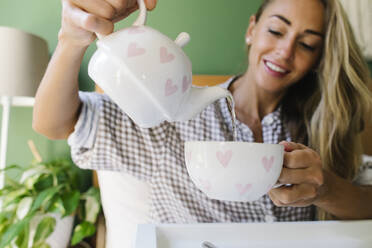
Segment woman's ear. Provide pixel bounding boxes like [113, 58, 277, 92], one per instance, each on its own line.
[245, 15, 257, 45]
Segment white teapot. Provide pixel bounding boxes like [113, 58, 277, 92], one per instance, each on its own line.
[88, 0, 231, 128]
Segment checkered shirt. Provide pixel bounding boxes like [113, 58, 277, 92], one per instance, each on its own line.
[68, 79, 316, 223]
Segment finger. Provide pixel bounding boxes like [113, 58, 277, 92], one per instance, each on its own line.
[279, 141, 307, 152]
[70, 0, 116, 20]
[283, 150, 309, 169]
[269, 193, 313, 207]
[278, 167, 324, 186]
[269, 184, 317, 206]
[111, 0, 157, 23]
[105, 0, 130, 11]
[144, 0, 157, 10]
[106, 0, 136, 17]
[112, 4, 139, 23]
[114, 0, 157, 10]
[284, 148, 322, 170]
[68, 2, 114, 35]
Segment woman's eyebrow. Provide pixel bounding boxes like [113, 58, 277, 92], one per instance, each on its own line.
[270, 14, 291, 25]
[269, 14, 324, 38]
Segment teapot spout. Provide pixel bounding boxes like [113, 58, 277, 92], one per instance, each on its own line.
[175, 86, 231, 122]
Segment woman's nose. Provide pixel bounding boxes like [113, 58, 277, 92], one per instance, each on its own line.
[276, 38, 296, 61]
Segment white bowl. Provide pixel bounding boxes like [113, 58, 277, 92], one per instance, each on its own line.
[184, 141, 284, 202]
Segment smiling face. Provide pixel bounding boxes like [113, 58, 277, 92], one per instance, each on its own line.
[246, 0, 325, 94]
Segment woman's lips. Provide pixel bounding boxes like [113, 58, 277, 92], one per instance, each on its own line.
[263, 60, 289, 78]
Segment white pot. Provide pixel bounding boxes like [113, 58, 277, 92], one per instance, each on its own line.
[28, 213, 74, 248]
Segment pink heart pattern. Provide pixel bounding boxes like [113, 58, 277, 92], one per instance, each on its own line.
[160, 47, 175, 63]
[262, 155, 274, 173]
[198, 178, 211, 192]
[182, 75, 191, 93]
[216, 150, 233, 168]
[236, 183, 252, 196]
[165, 79, 178, 96]
[127, 42, 146, 57]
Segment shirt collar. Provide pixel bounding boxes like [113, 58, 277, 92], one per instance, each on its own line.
[217, 76, 283, 138]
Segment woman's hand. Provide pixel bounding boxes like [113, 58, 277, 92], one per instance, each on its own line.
[58, 0, 157, 47]
[268, 141, 327, 207]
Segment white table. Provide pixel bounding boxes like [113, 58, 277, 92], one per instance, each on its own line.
[135, 220, 372, 248]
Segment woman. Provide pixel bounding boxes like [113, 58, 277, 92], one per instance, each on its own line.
[240, 0, 372, 220]
[33, 0, 372, 226]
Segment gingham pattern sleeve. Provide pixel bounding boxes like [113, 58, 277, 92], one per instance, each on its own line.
[68, 91, 101, 150]
[68, 91, 105, 171]
[68, 91, 169, 182]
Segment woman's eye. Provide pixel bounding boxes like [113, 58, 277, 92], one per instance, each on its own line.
[300, 42, 316, 51]
[268, 29, 282, 36]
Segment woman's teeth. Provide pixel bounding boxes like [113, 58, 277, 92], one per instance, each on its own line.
[265, 61, 286, 73]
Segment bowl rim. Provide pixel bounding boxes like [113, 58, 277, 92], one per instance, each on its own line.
[184, 141, 284, 148]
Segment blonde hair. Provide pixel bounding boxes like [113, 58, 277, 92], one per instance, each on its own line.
[255, 0, 372, 220]
[308, 0, 372, 219]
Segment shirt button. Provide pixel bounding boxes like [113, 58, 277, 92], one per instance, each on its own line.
[264, 215, 275, 223]
[263, 116, 274, 125]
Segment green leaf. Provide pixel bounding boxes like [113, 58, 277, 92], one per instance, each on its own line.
[0, 164, 23, 173]
[4, 203, 18, 212]
[20, 166, 50, 184]
[0, 187, 12, 197]
[3, 177, 21, 189]
[84, 196, 101, 223]
[30, 186, 61, 213]
[0, 215, 31, 248]
[24, 173, 44, 190]
[16, 196, 33, 220]
[81, 187, 101, 222]
[0, 212, 13, 234]
[82, 187, 100, 199]
[0, 223, 7, 236]
[33, 175, 53, 192]
[0, 212, 12, 224]
[3, 188, 28, 208]
[33, 243, 51, 248]
[62, 190, 80, 217]
[15, 222, 30, 248]
[70, 221, 96, 246]
[48, 196, 65, 216]
[32, 216, 56, 247]
[43, 194, 60, 211]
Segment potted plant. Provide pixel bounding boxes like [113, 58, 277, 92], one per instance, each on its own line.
[0, 141, 101, 248]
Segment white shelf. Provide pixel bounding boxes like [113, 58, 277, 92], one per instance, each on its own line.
[0, 95, 35, 190]
[0, 95, 35, 107]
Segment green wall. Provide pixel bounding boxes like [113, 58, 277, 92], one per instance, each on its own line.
[0, 0, 371, 177]
[0, 0, 261, 176]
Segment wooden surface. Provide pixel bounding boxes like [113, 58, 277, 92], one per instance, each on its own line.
[95, 215, 106, 248]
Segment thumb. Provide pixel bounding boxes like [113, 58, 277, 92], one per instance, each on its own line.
[279, 141, 307, 152]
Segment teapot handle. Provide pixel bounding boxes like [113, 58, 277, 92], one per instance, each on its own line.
[132, 0, 147, 27]
[96, 0, 147, 39]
